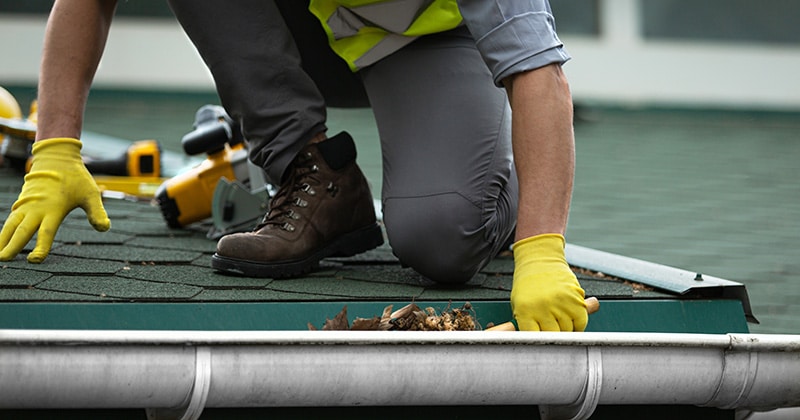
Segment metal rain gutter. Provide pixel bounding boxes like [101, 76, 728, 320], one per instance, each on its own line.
[2, 330, 799, 420]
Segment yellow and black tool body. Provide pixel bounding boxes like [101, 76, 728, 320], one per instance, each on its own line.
[155, 105, 253, 229]
[86, 139, 168, 199]
[84, 139, 162, 178]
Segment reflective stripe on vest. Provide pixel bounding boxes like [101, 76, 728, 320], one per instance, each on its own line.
[310, 0, 462, 71]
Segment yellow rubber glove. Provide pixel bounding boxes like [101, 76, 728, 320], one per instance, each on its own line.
[0, 138, 110, 263]
[511, 233, 588, 331]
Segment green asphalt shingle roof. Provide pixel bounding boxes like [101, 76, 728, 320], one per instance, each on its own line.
[0, 165, 661, 305]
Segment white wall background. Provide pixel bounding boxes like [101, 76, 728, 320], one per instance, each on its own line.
[1, 15, 214, 91]
[2, 0, 799, 111]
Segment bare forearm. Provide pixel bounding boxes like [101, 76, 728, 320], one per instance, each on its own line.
[36, 0, 117, 140]
[504, 63, 575, 241]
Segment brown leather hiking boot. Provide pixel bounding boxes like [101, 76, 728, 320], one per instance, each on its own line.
[211, 131, 383, 278]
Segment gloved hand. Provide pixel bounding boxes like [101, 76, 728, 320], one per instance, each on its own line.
[0, 138, 110, 263]
[511, 233, 588, 331]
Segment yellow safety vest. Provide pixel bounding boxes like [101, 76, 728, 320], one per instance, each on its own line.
[309, 0, 462, 71]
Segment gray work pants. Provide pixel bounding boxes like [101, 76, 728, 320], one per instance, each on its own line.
[166, 0, 567, 284]
[167, 0, 327, 186]
[360, 28, 516, 283]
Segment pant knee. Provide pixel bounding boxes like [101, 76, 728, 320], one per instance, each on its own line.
[384, 194, 491, 284]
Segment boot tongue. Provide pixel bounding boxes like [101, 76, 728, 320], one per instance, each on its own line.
[316, 131, 356, 170]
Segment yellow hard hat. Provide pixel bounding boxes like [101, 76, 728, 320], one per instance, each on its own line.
[27, 100, 38, 123]
[0, 86, 23, 120]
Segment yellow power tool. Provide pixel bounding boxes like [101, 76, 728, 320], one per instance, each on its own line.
[155, 104, 269, 232]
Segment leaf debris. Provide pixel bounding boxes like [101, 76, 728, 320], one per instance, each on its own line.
[308, 302, 478, 331]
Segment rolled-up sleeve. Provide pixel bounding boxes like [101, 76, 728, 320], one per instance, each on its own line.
[457, 0, 571, 86]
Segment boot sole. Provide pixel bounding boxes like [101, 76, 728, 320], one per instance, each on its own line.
[210, 223, 385, 278]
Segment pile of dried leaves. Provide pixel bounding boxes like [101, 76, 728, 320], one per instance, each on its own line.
[308, 302, 478, 331]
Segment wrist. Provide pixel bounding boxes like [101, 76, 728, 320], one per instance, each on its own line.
[512, 233, 565, 252]
[31, 137, 82, 158]
[512, 233, 568, 272]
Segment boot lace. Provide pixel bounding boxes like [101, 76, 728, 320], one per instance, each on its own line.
[255, 151, 326, 232]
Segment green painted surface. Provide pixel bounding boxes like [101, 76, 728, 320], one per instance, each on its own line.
[0, 299, 749, 333]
